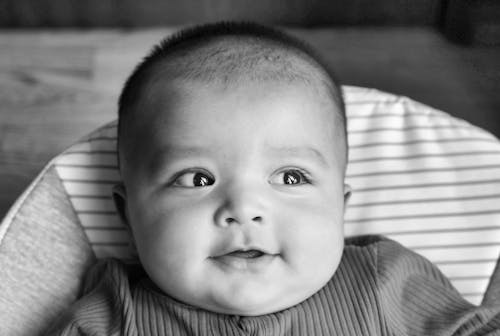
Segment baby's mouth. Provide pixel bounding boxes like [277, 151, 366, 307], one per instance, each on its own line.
[210, 248, 277, 271]
[225, 249, 265, 259]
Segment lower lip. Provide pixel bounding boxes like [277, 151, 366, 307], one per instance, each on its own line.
[210, 254, 277, 272]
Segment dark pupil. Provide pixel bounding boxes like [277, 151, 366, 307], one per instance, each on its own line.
[284, 171, 300, 184]
[193, 173, 210, 187]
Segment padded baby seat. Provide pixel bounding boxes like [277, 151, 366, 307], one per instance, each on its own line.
[1, 86, 500, 335]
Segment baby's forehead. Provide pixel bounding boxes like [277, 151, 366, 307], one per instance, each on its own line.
[138, 80, 343, 166]
[142, 76, 338, 134]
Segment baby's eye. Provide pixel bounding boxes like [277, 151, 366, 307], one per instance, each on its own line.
[172, 170, 215, 188]
[270, 169, 311, 186]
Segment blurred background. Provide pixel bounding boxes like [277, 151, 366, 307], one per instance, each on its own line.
[1, 0, 500, 219]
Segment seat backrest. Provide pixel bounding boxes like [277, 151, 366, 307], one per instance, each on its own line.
[1, 86, 499, 335]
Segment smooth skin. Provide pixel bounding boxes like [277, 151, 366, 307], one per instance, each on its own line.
[114, 77, 350, 316]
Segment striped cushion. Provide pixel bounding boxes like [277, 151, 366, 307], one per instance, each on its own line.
[52, 86, 500, 305]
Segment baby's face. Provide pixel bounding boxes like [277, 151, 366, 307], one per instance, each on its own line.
[118, 78, 349, 315]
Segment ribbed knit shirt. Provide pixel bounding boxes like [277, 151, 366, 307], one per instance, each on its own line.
[46, 236, 500, 335]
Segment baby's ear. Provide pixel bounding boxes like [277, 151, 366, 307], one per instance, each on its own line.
[112, 183, 130, 227]
[343, 184, 352, 211]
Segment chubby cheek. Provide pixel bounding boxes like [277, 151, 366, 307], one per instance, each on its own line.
[129, 195, 214, 285]
[276, 193, 344, 278]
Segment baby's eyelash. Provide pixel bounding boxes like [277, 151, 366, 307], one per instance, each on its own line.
[292, 168, 313, 184]
[270, 167, 314, 186]
[169, 168, 215, 188]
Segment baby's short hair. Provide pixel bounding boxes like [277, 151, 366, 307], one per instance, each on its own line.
[117, 21, 347, 170]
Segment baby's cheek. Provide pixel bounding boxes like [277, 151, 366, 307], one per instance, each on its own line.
[276, 200, 343, 267]
[132, 200, 211, 260]
[135, 207, 216, 292]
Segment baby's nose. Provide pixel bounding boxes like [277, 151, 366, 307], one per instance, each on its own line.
[214, 187, 266, 227]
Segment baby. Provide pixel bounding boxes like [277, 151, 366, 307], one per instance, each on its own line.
[47, 22, 500, 335]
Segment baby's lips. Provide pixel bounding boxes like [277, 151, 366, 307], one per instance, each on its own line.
[225, 249, 265, 259]
[210, 245, 277, 259]
[210, 247, 279, 271]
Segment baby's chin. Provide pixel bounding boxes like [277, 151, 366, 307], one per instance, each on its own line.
[195, 274, 337, 316]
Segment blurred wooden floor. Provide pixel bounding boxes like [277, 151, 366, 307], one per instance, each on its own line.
[1, 27, 500, 219]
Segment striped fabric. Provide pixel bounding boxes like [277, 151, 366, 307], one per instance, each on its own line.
[52, 86, 500, 305]
[48, 236, 500, 335]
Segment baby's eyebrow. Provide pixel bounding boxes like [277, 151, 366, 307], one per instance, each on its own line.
[159, 146, 213, 158]
[147, 145, 213, 175]
[265, 146, 329, 167]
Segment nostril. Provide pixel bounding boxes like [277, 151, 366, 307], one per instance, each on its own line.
[223, 216, 262, 224]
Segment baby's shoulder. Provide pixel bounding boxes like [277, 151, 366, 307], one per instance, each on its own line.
[343, 234, 453, 290]
[344, 234, 408, 257]
[45, 259, 135, 334]
[343, 234, 430, 274]
[344, 234, 413, 255]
